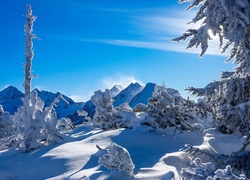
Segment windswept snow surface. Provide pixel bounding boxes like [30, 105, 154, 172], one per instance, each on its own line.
[0, 124, 247, 180]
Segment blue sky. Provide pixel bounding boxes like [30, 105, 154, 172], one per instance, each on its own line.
[0, 0, 234, 102]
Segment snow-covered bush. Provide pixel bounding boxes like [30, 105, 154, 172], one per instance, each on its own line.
[181, 157, 248, 180]
[207, 165, 247, 180]
[14, 91, 65, 152]
[0, 105, 13, 139]
[181, 157, 214, 180]
[182, 144, 250, 178]
[99, 143, 135, 177]
[91, 89, 117, 130]
[142, 85, 195, 132]
[77, 109, 91, 121]
[116, 103, 132, 112]
[133, 103, 147, 113]
[56, 117, 75, 132]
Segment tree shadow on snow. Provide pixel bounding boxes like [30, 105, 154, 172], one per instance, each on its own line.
[66, 148, 107, 180]
[0, 143, 69, 180]
[111, 129, 203, 173]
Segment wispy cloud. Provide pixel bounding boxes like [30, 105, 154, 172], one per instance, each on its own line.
[101, 74, 144, 89]
[94, 39, 225, 56]
[95, 8, 225, 56]
[49, 7, 225, 56]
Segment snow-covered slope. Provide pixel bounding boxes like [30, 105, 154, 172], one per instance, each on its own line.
[0, 86, 24, 114]
[0, 123, 203, 180]
[113, 83, 143, 107]
[1, 122, 246, 180]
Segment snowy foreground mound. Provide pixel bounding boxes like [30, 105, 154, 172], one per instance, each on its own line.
[0, 123, 246, 180]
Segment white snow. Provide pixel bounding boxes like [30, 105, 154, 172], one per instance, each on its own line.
[0, 122, 246, 180]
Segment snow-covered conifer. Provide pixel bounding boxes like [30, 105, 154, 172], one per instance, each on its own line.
[175, 0, 250, 144]
[142, 85, 195, 132]
[99, 143, 135, 177]
[188, 72, 250, 140]
[13, 5, 65, 152]
[91, 89, 117, 130]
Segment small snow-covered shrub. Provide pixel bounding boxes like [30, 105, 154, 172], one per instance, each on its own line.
[56, 117, 75, 132]
[207, 165, 247, 180]
[77, 109, 91, 122]
[0, 105, 13, 139]
[180, 157, 214, 180]
[99, 143, 135, 177]
[181, 158, 248, 180]
[133, 103, 147, 113]
[116, 103, 132, 112]
[181, 145, 250, 179]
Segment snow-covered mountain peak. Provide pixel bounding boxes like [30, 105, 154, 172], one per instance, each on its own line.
[113, 82, 144, 107]
[0, 86, 23, 114]
[0, 86, 84, 121]
[0, 86, 23, 97]
[110, 85, 123, 97]
[129, 82, 155, 108]
[34, 89, 75, 106]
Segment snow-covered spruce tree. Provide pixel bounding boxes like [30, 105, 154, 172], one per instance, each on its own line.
[187, 72, 250, 137]
[14, 5, 65, 152]
[99, 143, 135, 178]
[14, 4, 41, 152]
[142, 85, 196, 132]
[174, 1, 250, 141]
[91, 89, 117, 130]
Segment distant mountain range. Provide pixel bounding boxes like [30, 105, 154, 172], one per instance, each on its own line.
[0, 83, 183, 124]
[0, 86, 84, 123]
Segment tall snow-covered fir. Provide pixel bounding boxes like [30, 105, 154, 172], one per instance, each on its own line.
[13, 4, 66, 152]
[174, 0, 250, 141]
